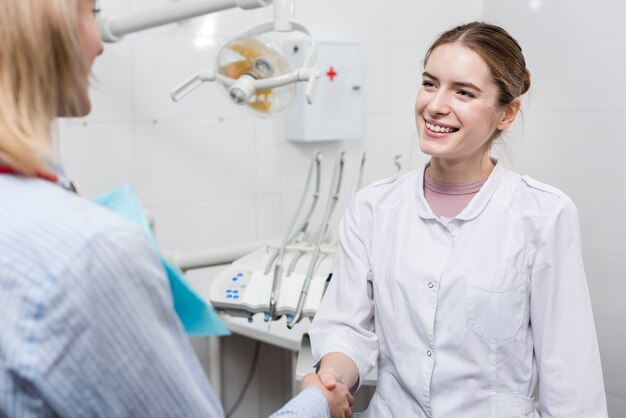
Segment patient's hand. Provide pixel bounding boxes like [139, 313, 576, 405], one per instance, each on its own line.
[302, 372, 354, 418]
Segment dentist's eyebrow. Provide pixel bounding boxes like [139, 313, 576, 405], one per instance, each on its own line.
[422, 71, 483, 93]
[422, 71, 438, 81]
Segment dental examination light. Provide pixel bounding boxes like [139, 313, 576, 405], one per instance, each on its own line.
[171, 22, 318, 113]
[97, 0, 319, 113]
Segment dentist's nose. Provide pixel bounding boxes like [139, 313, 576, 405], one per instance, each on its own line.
[427, 90, 450, 115]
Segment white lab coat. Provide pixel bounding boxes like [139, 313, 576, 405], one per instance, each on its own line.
[309, 162, 607, 418]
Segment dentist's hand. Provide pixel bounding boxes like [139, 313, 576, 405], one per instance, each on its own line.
[316, 368, 340, 390]
[302, 372, 354, 418]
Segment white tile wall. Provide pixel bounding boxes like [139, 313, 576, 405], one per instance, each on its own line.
[88, 41, 134, 122]
[607, 393, 626, 418]
[519, 37, 566, 110]
[255, 194, 283, 240]
[482, 0, 567, 43]
[134, 118, 257, 206]
[565, 181, 626, 259]
[561, 111, 626, 184]
[150, 198, 258, 251]
[254, 118, 285, 195]
[360, 114, 395, 185]
[597, 324, 626, 399]
[505, 109, 564, 186]
[361, 43, 392, 115]
[389, 43, 426, 114]
[130, 33, 226, 121]
[564, 1, 626, 39]
[293, 0, 394, 43]
[585, 253, 626, 326]
[389, 112, 429, 172]
[58, 0, 626, 415]
[561, 36, 626, 111]
[393, 2, 485, 43]
[58, 121, 136, 196]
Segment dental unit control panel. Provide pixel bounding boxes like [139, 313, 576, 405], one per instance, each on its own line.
[209, 241, 336, 320]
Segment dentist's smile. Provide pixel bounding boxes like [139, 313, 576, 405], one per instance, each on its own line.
[424, 119, 459, 138]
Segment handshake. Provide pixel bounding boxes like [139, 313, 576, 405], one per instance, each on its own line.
[301, 370, 355, 418]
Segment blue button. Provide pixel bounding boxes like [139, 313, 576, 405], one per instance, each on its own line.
[232, 277, 238, 281]
[226, 289, 232, 293]
[237, 273, 243, 277]
[227, 295, 233, 299]
[233, 290, 239, 294]
[234, 295, 239, 299]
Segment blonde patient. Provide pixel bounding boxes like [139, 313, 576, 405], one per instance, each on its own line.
[0, 1, 351, 417]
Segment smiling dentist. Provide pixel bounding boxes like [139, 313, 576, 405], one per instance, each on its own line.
[304, 22, 608, 417]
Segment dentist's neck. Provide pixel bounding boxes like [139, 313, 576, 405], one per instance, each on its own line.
[427, 154, 495, 184]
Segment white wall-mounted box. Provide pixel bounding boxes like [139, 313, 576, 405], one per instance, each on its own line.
[286, 41, 363, 142]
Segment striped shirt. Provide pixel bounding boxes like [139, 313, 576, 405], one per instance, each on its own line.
[0, 174, 328, 418]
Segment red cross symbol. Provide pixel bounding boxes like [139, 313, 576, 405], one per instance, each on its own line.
[326, 66, 337, 81]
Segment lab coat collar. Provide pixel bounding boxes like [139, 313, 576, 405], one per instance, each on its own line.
[414, 159, 504, 221]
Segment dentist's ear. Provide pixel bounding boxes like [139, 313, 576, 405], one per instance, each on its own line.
[497, 98, 521, 131]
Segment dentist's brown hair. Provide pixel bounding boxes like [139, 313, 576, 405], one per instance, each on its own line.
[425, 22, 531, 107]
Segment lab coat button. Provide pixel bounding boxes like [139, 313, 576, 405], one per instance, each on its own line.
[427, 282, 434, 288]
[427, 350, 432, 357]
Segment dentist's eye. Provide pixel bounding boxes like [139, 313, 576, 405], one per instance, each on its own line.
[422, 81, 436, 89]
[92, 7, 101, 17]
[458, 90, 475, 98]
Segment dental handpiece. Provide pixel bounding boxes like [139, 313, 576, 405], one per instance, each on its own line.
[268, 262, 282, 320]
[287, 248, 321, 329]
[264, 151, 322, 321]
[288, 152, 345, 329]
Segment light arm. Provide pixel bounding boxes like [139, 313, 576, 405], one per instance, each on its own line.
[98, 0, 319, 109]
[98, 0, 272, 43]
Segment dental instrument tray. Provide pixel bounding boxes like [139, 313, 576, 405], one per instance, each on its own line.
[209, 241, 336, 320]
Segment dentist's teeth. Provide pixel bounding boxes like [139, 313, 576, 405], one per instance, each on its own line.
[426, 121, 456, 133]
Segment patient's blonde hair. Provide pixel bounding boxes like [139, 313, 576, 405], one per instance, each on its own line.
[0, 0, 87, 175]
